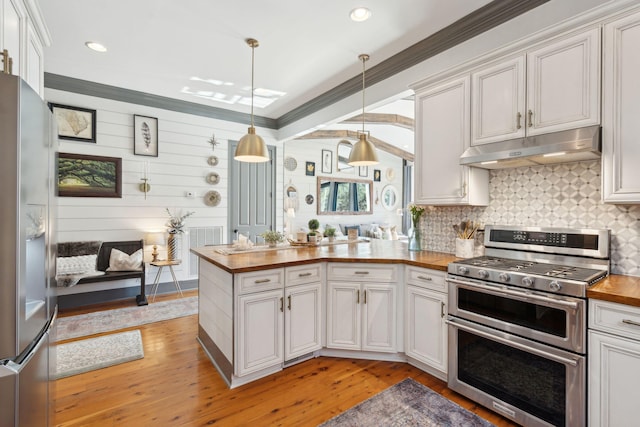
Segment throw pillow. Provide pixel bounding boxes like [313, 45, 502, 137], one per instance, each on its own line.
[106, 248, 143, 272]
[56, 254, 98, 275]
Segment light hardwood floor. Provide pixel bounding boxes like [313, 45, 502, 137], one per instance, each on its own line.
[53, 290, 517, 426]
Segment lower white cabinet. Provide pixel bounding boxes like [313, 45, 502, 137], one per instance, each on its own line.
[326, 281, 396, 353]
[404, 267, 448, 379]
[235, 288, 284, 377]
[284, 282, 322, 361]
[588, 299, 640, 426]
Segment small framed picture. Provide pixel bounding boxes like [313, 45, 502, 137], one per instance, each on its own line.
[359, 166, 368, 177]
[306, 161, 316, 176]
[49, 103, 96, 143]
[373, 169, 381, 182]
[321, 149, 333, 174]
[57, 152, 122, 198]
[133, 115, 159, 157]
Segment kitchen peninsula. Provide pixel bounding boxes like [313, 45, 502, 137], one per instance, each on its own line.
[191, 240, 458, 388]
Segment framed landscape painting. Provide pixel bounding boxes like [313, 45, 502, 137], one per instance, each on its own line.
[49, 103, 96, 143]
[57, 153, 122, 198]
[134, 115, 159, 157]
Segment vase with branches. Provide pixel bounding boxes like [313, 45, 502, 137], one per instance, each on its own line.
[165, 208, 194, 260]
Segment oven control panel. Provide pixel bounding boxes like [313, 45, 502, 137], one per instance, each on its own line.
[484, 225, 610, 259]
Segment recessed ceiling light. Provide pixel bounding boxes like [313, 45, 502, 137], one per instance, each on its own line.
[85, 41, 107, 53]
[350, 7, 371, 22]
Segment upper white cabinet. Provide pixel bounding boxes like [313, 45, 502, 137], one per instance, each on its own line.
[414, 75, 489, 206]
[0, 0, 48, 96]
[471, 28, 601, 146]
[602, 9, 640, 203]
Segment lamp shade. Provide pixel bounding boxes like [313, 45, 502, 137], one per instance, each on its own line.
[234, 127, 269, 162]
[145, 232, 165, 246]
[348, 133, 379, 166]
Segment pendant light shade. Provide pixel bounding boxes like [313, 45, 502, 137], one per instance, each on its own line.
[234, 38, 269, 163]
[348, 53, 379, 166]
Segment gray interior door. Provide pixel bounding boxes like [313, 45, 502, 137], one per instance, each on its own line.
[228, 141, 276, 243]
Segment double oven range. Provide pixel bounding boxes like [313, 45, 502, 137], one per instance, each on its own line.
[446, 225, 610, 427]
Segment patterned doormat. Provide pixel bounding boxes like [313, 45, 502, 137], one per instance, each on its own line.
[53, 330, 144, 379]
[320, 378, 495, 427]
[55, 296, 198, 341]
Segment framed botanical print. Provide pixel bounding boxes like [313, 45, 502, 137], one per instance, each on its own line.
[57, 153, 122, 198]
[49, 103, 96, 143]
[373, 169, 381, 182]
[133, 115, 159, 157]
[321, 149, 332, 173]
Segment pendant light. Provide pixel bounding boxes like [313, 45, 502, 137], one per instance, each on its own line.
[234, 38, 269, 163]
[348, 53, 379, 166]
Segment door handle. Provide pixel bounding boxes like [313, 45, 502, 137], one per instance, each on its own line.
[356, 290, 360, 304]
[441, 301, 445, 318]
[287, 295, 291, 310]
[1, 49, 12, 75]
[364, 290, 367, 304]
[527, 109, 533, 127]
[280, 297, 284, 312]
[516, 112, 522, 129]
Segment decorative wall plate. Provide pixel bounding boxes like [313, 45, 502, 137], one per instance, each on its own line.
[284, 156, 298, 171]
[204, 190, 221, 206]
[206, 172, 220, 185]
[207, 155, 219, 166]
[386, 168, 396, 181]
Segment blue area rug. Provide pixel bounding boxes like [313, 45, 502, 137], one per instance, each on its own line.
[320, 378, 495, 427]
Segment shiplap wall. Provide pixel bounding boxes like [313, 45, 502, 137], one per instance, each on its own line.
[46, 88, 281, 283]
[282, 138, 404, 236]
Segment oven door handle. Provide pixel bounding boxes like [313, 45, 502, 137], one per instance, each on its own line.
[446, 277, 579, 310]
[445, 317, 579, 367]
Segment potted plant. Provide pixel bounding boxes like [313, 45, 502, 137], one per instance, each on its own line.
[307, 218, 320, 243]
[260, 230, 284, 248]
[324, 226, 337, 243]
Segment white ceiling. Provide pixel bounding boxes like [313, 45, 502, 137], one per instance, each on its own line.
[40, 0, 492, 123]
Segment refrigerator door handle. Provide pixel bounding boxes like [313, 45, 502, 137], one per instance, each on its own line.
[3, 329, 48, 374]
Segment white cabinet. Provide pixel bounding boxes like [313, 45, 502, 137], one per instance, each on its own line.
[284, 264, 322, 361]
[602, 10, 640, 203]
[0, 0, 48, 96]
[404, 267, 447, 379]
[471, 28, 600, 146]
[414, 75, 489, 206]
[326, 263, 398, 353]
[326, 281, 396, 353]
[236, 288, 284, 377]
[588, 299, 640, 426]
[234, 269, 284, 377]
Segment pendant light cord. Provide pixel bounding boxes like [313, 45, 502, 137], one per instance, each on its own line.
[250, 43, 255, 128]
[361, 55, 365, 133]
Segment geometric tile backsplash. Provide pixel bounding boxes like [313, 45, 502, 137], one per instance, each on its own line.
[418, 160, 640, 277]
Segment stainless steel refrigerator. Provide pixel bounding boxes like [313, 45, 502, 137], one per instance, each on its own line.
[0, 73, 56, 427]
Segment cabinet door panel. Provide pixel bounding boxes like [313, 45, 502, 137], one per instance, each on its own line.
[362, 284, 396, 353]
[405, 286, 447, 374]
[2, 0, 24, 75]
[471, 56, 525, 145]
[527, 28, 600, 135]
[285, 282, 322, 360]
[326, 282, 360, 350]
[602, 11, 640, 203]
[236, 289, 283, 377]
[588, 331, 640, 427]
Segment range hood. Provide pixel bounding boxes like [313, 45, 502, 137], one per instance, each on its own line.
[460, 125, 601, 169]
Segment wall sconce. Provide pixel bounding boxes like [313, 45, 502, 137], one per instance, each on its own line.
[140, 161, 150, 199]
[145, 232, 165, 262]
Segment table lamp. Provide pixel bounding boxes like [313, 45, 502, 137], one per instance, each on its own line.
[145, 232, 165, 262]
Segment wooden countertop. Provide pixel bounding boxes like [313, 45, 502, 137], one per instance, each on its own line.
[191, 240, 640, 306]
[191, 239, 458, 273]
[588, 274, 640, 308]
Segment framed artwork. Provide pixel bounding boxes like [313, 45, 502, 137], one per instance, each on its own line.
[373, 169, 381, 182]
[57, 153, 122, 198]
[133, 115, 159, 157]
[359, 166, 368, 177]
[306, 161, 316, 176]
[321, 149, 332, 174]
[49, 103, 96, 143]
